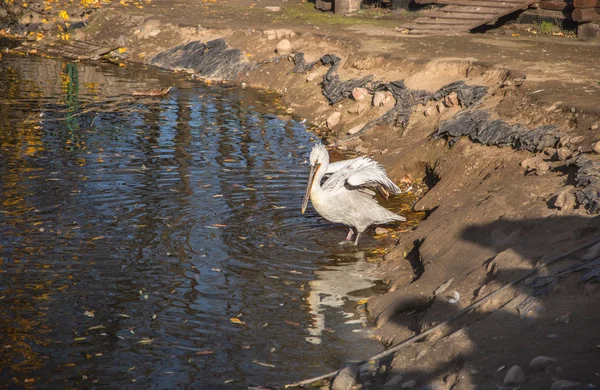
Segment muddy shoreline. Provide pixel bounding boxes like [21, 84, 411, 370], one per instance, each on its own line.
[4, 1, 600, 388]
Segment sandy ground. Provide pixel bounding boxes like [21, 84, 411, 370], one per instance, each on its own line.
[4, 0, 600, 388]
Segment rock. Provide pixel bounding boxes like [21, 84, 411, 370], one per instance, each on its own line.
[275, 29, 296, 39]
[591, 121, 600, 130]
[556, 147, 573, 161]
[348, 103, 367, 115]
[550, 380, 584, 390]
[423, 106, 435, 116]
[263, 30, 278, 40]
[316, 0, 333, 11]
[417, 381, 446, 390]
[327, 112, 341, 129]
[383, 374, 404, 389]
[503, 365, 526, 385]
[436, 102, 445, 113]
[550, 186, 576, 211]
[578, 22, 600, 41]
[352, 87, 369, 101]
[375, 227, 388, 235]
[265, 6, 281, 11]
[306, 72, 320, 82]
[402, 379, 417, 388]
[331, 364, 359, 390]
[373, 91, 386, 107]
[347, 124, 365, 135]
[275, 39, 292, 55]
[520, 156, 550, 174]
[592, 141, 600, 154]
[543, 147, 558, 159]
[529, 356, 557, 372]
[445, 92, 459, 107]
[569, 135, 584, 144]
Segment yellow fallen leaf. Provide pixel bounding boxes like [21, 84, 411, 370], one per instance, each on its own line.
[230, 317, 245, 325]
[357, 299, 369, 305]
[118, 47, 127, 53]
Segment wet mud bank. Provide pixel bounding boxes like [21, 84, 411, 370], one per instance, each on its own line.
[9, 6, 600, 389]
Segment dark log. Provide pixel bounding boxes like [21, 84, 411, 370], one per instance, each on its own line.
[572, 7, 600, 21]
[539, 0, 574, 10]
[573, 0, 598, 8]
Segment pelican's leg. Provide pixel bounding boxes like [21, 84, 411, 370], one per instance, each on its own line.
[345, 228, 354, 241]
[338, 228, 355, 246]
[353, 232, 362, 246]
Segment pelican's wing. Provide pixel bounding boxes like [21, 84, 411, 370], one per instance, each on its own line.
[325, 157, 362, 174]
[323, 157, 400, 194]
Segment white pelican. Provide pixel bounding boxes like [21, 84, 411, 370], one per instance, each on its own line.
[301, 144, 406, 245]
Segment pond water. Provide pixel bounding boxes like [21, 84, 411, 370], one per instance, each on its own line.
[0, 55, 400, 388]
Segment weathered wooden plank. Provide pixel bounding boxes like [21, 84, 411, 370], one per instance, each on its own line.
[573, 0, 598, 7]
[437, 4, 511, 12]
[427, 10, 499, 18]
[402, 22, 471, 29]
[413, 17, 479, 24]
[408, 29, 466, 33]
[434, 0, 519, 8]
[403, 0, 536, 34]
[572, 7, 600, 21]
[539, 0, 574, 10]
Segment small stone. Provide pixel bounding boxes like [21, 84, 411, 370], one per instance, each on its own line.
[578, 22, 600, 40]
[332, 364, 359, 390]
[550, 186, 576, 211]
[418, 380, 446, 390]
[326, 112, 341, 129]
[529, 356, 557, 372]
[569, 136, 584, 144]
[402, 379, 417, 388]
[543, 147, 558, 158]
[556, 147, 573, 161]
[352, 87, 369, 101]
[436, 102, 445, 113]
[446, 92, 459, 107]
[275, 29, 296, 39]
[591, 122, 600, 130]
[423, 106, 435, 116]
[275, 39, 292, 55]
[264, 30, 277, 40]
[520, 156, 549, 174]
[383, 374, 403, 389]
[375, 227, 388, 235]
[265, 5, 281, 11]
[570, 107, 576, 114]
[503, 365, 526, 385]
[592, 141, 600, 154]
[347, 124, 365, 135]
[348, 103, 367, 115]
[306, 72, 320, 82]
[550, 380, 583, 390]
[373, 91, 386, 107]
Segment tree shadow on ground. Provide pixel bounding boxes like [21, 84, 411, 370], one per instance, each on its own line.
[366, 215, 600, 389]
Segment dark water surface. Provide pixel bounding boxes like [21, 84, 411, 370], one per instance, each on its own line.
[0, 55, 391, 388]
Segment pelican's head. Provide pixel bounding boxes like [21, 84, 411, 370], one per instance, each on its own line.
[302, 144, 329, 214]
[309, 144, 329, 166]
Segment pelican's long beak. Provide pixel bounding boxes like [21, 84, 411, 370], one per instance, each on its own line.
[302, 163, 319, 214]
